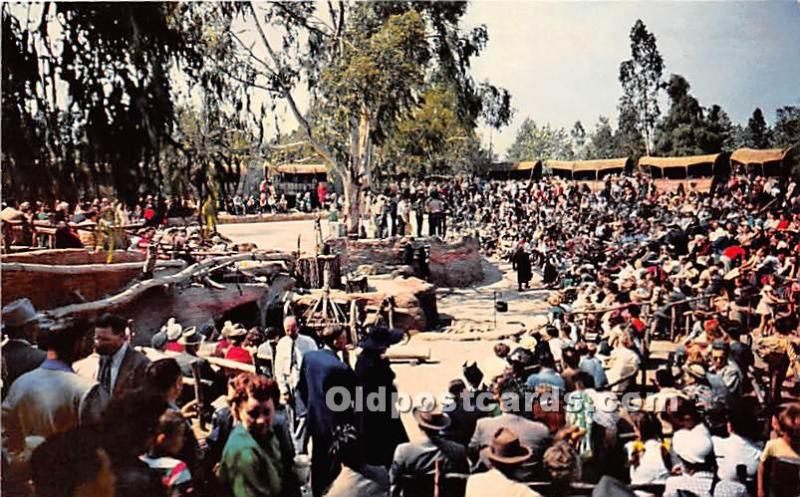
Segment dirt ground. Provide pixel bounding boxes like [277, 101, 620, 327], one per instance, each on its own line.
[221, 221, 556, 441]
[221, 221, 677, 443]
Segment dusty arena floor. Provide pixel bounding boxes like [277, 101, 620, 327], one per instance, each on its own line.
[220, 220, 675, 442]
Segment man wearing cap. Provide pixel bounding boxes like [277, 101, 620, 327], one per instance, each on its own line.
[174, 326, 225, 404]
[390, 406, 468, 497]
[298, 325, 357, 497]
[465, 427, 542, 497]
[273, 315, 317, 454]
[356, 326, 409, 468]
[1, 298, 46, 395]
[2, 318, 108, 457]
[663, 429, 747, 497]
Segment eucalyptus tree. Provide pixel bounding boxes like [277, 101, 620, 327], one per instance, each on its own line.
[213, 2, 511, 233]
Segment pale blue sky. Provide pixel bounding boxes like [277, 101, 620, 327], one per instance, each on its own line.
[463, 1, 800, 157]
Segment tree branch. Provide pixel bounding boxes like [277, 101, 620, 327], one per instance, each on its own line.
[228, 29, 278, 76]
[272, 2, 333, 38]
[267, 141, 310, 150]
[218, 64, 277, 92]
[246, 1, 341, 175]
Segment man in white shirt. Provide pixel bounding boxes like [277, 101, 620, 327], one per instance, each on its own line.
[605, 332, 640, 393]
[664, 429, 747, 497]
[274, 315, 317, 453]
[712, 410, 763, 482]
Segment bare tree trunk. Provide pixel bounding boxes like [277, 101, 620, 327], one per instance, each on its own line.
[342, 109, 372, 235]
[342, 174, 361, 235]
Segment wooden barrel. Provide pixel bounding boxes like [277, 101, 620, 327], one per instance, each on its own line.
[296, 254, 342, 289]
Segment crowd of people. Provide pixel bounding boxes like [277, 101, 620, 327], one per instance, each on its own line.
[223, 180, 336, 217]
[2, 167, 800, 497]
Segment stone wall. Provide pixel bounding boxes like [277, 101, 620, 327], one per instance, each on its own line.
[327, 236, 483, 288]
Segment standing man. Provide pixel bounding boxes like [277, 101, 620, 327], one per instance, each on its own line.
[299, 325, 357, 497]
[1, 298, 46, 396]
[397, 194, 411, 237]
[274, 315, 318, 454]
[413, 193, 425, 238]
[3, 318, 108, 456]
[512, 242, 532, 292]
[87, 313, 150, 399]
[355, 326, 409, 467]
[426, 191, 444, 237]
[709, 340, 743, 398]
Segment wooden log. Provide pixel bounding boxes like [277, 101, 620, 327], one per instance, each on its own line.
[383, 346, 431, 363]
[200, 354, 256, 373]
[45, 253, 268, 319]
[1, 259, 185, 274]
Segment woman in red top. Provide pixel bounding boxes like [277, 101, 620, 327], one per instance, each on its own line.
[224, 326, 253, 365]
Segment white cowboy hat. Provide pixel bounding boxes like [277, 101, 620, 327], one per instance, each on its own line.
[163, 318, 183, 341]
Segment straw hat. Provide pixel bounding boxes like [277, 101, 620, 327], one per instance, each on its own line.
[683, 363, 708, 381]
[481, 427, 532, 466]
[163, 318, 183, 341]
[220, 321, 238, 338]
[412, 406, 451, 431]
[226, 323, 247, 338]
[178, 327, 203, 346]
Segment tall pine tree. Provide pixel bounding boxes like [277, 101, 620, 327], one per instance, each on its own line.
[744, 107, 772, 149]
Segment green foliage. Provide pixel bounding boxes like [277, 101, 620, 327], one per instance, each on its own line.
[571, 121, 587, 158]
[2, 3, 204, 204]
[654, 74, 730, 155]
[615, 102, 647, 159]
[618, 19, 663, 155]
[376, 86, 488, 176]
[506, 118, 574, 162]
[318, 7, 429, 155]
[584, 117, 619, 160]
[744, 107, 772, 149]
[772, 105, 800, 148]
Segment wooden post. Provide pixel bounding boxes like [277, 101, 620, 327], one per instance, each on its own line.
[190, 360, 206, 430]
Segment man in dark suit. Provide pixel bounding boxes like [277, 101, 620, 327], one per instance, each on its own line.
[1, 298, 46, 396]
[442, 379, 485, 447]
[299, 325, 356, 497]
[92, 313, 150, 398]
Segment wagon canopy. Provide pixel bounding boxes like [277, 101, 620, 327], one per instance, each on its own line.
[731, 147, 797, 176]
[545, 157, 631, 180]
[638, 153, 730, 179]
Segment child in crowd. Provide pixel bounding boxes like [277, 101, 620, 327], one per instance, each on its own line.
[141, 410, 194, 497]
[625, 412, 670, 485]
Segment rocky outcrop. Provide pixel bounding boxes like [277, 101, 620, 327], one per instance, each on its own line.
[292, 276, 437, 332]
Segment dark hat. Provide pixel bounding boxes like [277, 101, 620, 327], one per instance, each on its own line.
[481, 427, 532, 466]
[150, 329, 168, 350]
[359, 326, 404, 350]
[178, 327, 203, 346]
[592, 476, 636, 497]
[463, 361, 484, 386]
[711, 340, 729, 352]
[412, 406, 451, 431]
